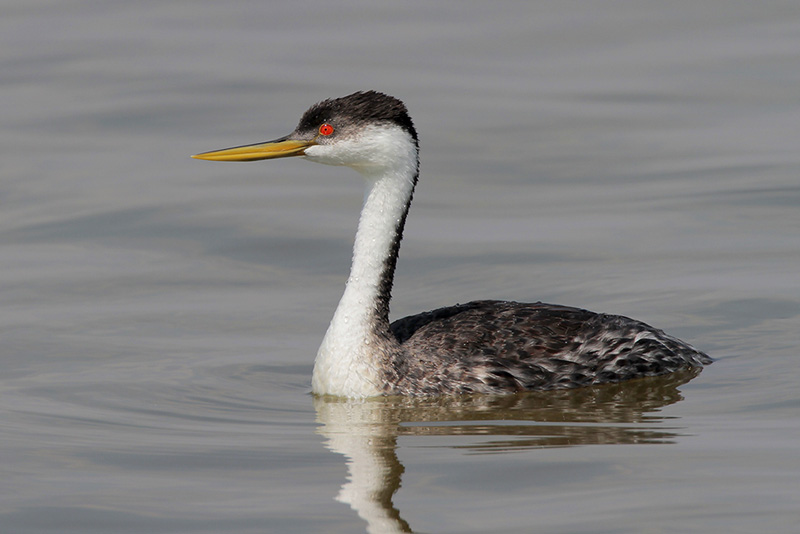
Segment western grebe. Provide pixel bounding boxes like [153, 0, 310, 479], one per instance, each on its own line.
[193, 90, 711, 397]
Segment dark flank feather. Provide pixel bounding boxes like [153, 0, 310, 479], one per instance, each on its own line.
[384, 300, 711, 395]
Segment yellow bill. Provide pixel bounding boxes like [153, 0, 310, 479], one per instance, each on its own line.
[192, 137, 313, 162]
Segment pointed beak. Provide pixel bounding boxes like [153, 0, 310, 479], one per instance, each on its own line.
[191, 135, 315, 162]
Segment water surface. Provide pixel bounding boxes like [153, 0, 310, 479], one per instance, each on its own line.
[2, 1, 799, 533]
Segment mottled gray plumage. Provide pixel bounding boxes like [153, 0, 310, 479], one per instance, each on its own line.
[381, 300, 711, 395]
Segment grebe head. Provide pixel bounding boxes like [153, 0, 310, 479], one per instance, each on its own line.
[192, 91, 418, 174]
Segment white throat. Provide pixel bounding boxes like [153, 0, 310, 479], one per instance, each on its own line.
[310, 125, 418, 397]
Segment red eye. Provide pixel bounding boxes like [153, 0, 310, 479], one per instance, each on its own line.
[319, 123, 334, 136]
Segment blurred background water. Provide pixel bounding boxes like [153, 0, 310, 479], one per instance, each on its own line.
[1, 1, 799, 533]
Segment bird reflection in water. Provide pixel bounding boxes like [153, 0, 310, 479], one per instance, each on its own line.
[314, 368, 701, 533]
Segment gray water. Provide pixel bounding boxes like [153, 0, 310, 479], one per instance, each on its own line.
[2, 1, 799, 533]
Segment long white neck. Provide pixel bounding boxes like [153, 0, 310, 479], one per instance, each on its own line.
[311, 126, 418, 397]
